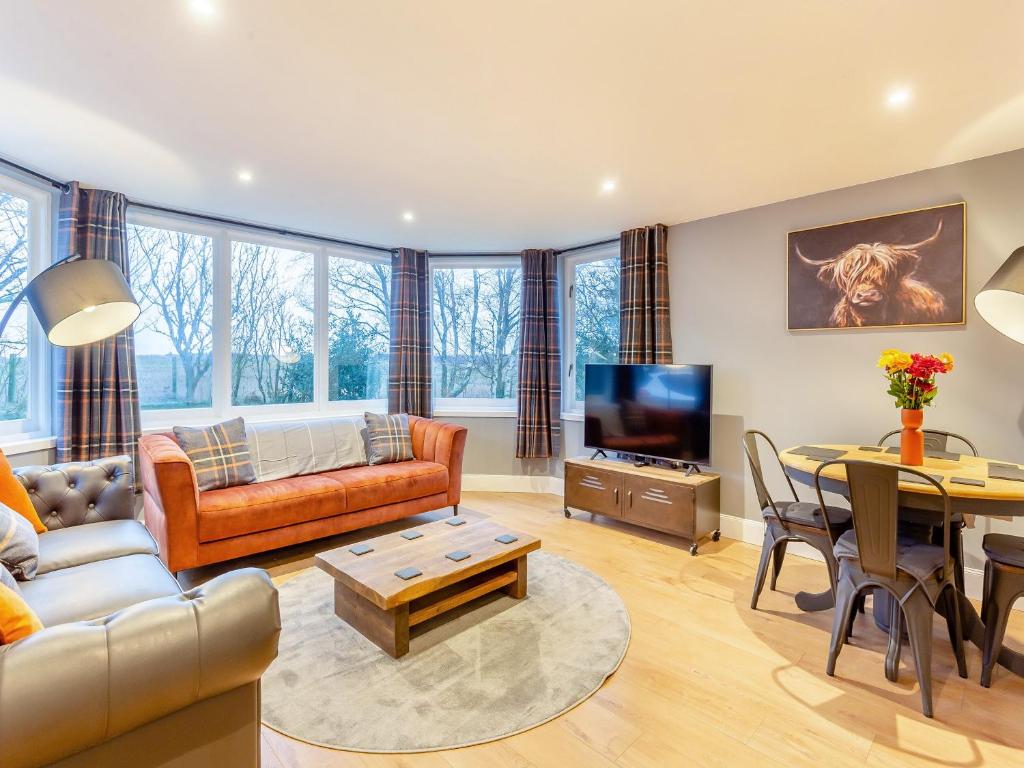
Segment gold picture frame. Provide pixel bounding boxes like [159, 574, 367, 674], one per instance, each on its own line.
[787, 201, 966, 331]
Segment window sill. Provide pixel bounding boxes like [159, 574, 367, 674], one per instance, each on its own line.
[433, 408, 518, 419]
[0, 434, 57, 456]
[560, 411, 584, 422]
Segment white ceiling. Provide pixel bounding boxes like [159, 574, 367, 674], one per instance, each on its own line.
[1, 1, 1022, 250]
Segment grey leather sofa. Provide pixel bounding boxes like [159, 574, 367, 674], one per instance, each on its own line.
[0, 455, 281, 768]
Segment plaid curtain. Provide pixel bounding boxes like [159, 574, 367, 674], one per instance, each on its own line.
[619, 223, 673, 364]
[53, 183, 141, 469]
[515, 249, 560, 458]
[388, 247, 432, 417]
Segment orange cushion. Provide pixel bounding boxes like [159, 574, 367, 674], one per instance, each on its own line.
[0, 449, 46, 534]
[322, 460, 448, 513]
[0, 583, 43, 644]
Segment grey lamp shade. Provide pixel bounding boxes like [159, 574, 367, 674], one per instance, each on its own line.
[24, 258, 140, 347]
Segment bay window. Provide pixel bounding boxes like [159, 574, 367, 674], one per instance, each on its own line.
[564, 247, 620, 411]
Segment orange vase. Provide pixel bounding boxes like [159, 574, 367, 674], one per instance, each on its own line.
[900, 408, 925, 466]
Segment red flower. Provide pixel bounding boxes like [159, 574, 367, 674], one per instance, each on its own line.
[907, 354, 945, 379]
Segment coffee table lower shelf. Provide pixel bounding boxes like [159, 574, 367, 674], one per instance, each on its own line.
[333, 555, 528, 658]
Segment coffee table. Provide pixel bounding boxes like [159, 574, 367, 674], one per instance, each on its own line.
[316, 516, 541, 657]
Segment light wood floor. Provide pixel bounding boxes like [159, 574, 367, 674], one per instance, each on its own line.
[192, 491, 1024, 768]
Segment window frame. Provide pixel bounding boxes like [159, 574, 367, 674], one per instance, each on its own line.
[127, 211, 390, 429]
[562, 244, 619, 416]
[0, 173, 51, 438]
[429, 256, 522, 415]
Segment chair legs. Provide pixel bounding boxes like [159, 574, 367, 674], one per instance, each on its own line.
[940, 585, 968, 679]
[826, 574, 858, 676]
[770, 540, 788, 591]
[751, 526, 778, 610]
[981, 561, 1022, 688]
[902, 589, 936, 718]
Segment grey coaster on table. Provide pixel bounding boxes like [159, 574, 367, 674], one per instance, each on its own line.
[348, 544, 374, 556]
[400, 530, 424, 540]
[898, 471, 944, 485]
[989, 463, 1024, 482]
[495, 534, 518, 544]
[445, 518, 466, 526]
[951, 476, 986, 487]
[790, 446, 847, 461]
[858, 446, 884, 452]
[884, 446, 901, 454]
[926, 449, 961, 461]
[394, 566, 422, 580]
[446, 550, 471, 562]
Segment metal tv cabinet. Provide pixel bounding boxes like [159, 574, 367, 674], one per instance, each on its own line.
[563, 457, 721, 555]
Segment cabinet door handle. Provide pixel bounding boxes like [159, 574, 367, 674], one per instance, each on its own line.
[614, 487, 619, 503]
[627, 490, 633, 507]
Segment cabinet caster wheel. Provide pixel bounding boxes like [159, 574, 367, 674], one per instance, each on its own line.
[689, 543, 698, 556]
[712, 529, 721, 542]
[564, 508, 572, 519]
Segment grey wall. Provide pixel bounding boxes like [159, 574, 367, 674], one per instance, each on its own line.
[442, 416, 556, 476]
[666, 147, 1024, 569]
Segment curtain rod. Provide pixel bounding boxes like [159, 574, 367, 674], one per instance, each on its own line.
[0, 154, 620, 258]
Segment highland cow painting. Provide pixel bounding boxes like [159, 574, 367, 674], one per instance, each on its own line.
[787, 202, 965, 331]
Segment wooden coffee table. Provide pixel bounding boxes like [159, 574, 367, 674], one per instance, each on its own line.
[316, 516, 541, 657]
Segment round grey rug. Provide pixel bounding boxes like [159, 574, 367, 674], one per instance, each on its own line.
[262, 551, 630, 752]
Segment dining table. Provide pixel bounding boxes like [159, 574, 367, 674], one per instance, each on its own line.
[778, 443, 1024, 681]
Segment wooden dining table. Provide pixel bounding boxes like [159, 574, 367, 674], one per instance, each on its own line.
[779, 443, 1024, 681]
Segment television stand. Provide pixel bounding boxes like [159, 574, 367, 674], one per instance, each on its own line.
[563, 457, 721, 555]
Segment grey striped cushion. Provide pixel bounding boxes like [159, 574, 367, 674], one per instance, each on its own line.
[0, 563, 20, 593]
[0, 502, 39, 581]
[173, 418, 256, 491]
[364, 412, 413, 465]
[245, 417, 368, 482]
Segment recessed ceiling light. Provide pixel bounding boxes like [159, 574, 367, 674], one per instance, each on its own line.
[189, 0, 217, 18]
[600, 178, 617, 194]
[402, 211, 415, 223]
[237, 169, 253, 183]
[887, 88, 911, 108]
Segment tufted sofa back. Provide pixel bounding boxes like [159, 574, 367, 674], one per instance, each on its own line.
[14, 455, 135, 530]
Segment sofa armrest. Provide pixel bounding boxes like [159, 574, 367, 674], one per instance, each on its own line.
[0, 568, 280, 768]
[13, 455, 134, 531]
[409, 417, 468, 506]
[138, 434, 201, 572]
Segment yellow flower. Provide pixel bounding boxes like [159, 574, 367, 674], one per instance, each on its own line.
[939, 353, 955, 372]
[877, 349, 912, 372]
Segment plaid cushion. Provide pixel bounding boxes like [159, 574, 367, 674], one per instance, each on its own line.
[0, 502, 39, 581]
[364, 412, 414, 465]
[1, 563, 22, 593]
[173, 418, 256, 491]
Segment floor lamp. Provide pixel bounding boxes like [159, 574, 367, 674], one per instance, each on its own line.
[0, 254, 140, 346]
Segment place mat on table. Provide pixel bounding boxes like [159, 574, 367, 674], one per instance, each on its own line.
[788, 446, 847, 461]
[883, 446, 962, 461]
[898, 471, 944, 485]
[858, 446, 884, 452]
[988, 462, 1024, 482]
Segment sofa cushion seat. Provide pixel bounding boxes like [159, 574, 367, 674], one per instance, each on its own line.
[323, 460, 449, 513]
[198, 475, 347, 543]
[36, 519, 159, 576]
[19, 553, 182, 627]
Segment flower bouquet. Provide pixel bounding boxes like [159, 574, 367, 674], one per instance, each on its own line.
[877, 349, 954, 465]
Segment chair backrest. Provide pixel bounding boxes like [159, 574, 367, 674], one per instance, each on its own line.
[813, 459, 952, 581]
[742, 430, 798, 525]
[876, 429, 979, 457]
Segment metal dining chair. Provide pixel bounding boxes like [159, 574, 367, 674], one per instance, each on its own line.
[876, 428, 979, 457]
[742, 430, 853, 610]
[877, 428, 977, 600]
[816, 460, 968, 718]
[980, 533, 1024, 687]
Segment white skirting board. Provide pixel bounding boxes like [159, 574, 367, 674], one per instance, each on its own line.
[718, 512, 1020, 611]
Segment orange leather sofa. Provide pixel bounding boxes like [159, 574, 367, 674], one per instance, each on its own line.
[139, 416, 467, 573]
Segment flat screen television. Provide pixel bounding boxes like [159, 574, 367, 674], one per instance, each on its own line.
[584, 363, 713, 466]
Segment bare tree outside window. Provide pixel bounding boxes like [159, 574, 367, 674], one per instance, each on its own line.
[128, 224, 214, 409]
[0, 192, 29, 421]
[231, 242, 314, 405]
[573, 257, 620, 401]
[327, 256, 390, 401]
[432, 266, 520, 400]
